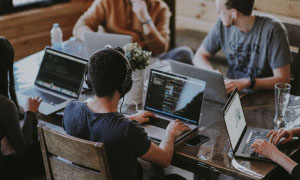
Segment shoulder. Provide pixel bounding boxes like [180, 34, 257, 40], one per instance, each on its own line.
[65, 100, 85, 110]
[256, 14, 287, 33]
[0, 95, 17, 114]
[64, 101, 86, 118]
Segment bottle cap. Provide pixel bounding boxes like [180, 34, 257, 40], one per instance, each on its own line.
[53, 23, 59, 28]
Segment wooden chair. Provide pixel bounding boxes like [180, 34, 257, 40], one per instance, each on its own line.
[37, 123, 111, 180]
[163, 0, 176, 49]
[283, 22, 300, 96]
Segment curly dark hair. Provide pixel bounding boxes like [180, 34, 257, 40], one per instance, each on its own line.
[88, 47, 129, 97]
[0, 36, 19, 110]
[225, 0, 255, 16]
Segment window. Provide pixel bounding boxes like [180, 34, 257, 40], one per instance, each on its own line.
[0, 0, 69, 15]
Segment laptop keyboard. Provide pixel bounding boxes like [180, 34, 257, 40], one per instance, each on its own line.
[23, 88, 66, 105]
[148, 117, 170, 129]
[242, 130, 269, 154]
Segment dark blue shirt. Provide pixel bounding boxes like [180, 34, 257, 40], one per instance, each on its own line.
[63, 101, 151, 180]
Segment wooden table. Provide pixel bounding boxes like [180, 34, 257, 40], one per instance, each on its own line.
[15, 51, 300, 180]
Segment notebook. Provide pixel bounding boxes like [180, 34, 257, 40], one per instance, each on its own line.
[16, 47, 87, 115]
[83, 32, 132, 58]
[169, 60, 227, 104]
[223, 88, 286, 160]
[143, 69, 206, 143]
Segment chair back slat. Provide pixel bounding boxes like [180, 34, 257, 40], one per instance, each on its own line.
[49, 157, 103, 180]
[38, 123, 111, 180]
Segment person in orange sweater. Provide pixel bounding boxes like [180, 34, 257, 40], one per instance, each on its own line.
[73, 0, 194, 64]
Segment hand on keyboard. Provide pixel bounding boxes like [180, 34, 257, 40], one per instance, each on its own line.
[24, 96, 43, 113]
[251, 139, 280, 160]
[267, 128, 293, 145]
[128, 110, 156, 124]
[166, 119, 191, 138]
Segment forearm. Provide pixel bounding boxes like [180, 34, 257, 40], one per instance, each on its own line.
[158, 133, 175, 166]
[143, 22, 169, 56]
[254, 76, 289, 90]
[22, 111, 38, 144]
[192, 47, 214, 71]
[291, 128, 300, 137]
[73, 0, 103, 41]
[272, 151, 297, 175]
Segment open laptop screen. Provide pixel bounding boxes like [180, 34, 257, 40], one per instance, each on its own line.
[35, 48, 87, 98]
[144, 69, 206, 125]
[223, 90, 247, 151]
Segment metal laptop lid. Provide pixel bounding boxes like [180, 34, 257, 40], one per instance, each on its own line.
[169, 60, 227, 104]
[35, 47, 87, 99]
[144, 69, 206, 125]
[223, 88, 248, 153]
[84, 32, 132, 58]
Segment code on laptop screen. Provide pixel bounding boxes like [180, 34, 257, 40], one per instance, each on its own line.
[35, 49, 87, 98]
[145, 70, 206, 125]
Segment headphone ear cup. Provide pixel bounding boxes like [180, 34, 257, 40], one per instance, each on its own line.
[119, 72, 133, 98]
[85, 67, 93, 89]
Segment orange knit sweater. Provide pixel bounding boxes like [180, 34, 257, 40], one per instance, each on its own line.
[73, 0, 171, 56]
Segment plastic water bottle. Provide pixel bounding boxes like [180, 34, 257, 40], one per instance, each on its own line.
[50, 23, 63, 50]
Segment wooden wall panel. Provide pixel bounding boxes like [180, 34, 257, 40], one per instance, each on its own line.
[254, 0, 300, 19]
[0, 0, 93, 61]
[176, 0, 300, 33]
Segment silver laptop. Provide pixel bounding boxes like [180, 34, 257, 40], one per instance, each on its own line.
[17, 47, 87, 115]
[223, 88, 286, 160]
[169, 60, 227, 104]
[143, 69, 206, 143]
[84, 32, 132, 58]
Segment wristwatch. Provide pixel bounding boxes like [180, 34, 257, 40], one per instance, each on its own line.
[248, 76, 256, 89]
[141, 18, 152, 25]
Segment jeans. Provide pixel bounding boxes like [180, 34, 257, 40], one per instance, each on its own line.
[157, 46, 194, 65]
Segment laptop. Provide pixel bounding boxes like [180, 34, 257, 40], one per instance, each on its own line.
[143, 69, 206, 143]
[169, 60, 227, 104]
[223, 88, 285, 160]
[84, 32, 132, 58]
[16, 47, 87, 115]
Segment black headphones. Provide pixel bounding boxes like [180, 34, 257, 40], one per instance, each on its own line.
[85, 47, 133, 98]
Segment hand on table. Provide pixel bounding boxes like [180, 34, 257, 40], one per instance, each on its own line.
[24, 96, 42, 113]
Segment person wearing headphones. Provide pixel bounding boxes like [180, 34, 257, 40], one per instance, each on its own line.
[192, 0, 291, 94]
[63, 47, 190, 180]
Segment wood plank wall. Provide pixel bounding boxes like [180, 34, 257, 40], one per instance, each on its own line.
[176, 0, 300, 32]
[0, 0, 93, 61]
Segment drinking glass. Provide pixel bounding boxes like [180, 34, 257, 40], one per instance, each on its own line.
[274, 83, 291, 129]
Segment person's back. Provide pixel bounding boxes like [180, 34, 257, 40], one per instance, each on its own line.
[63, 101, 151, 180]
[63, 47, 190, 180]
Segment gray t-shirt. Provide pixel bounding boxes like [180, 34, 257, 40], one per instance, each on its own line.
[202, 15, 291, 79]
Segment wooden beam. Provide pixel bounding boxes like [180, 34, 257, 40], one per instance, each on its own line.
[0, 0, 93, 61]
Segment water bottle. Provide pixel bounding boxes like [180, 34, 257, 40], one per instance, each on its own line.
[50, 23, 63, 50]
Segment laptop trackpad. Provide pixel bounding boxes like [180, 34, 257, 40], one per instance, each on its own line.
[144, 125, 165, 141]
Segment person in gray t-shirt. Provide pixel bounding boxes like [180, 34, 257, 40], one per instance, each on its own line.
[193, 0, 291, 94]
